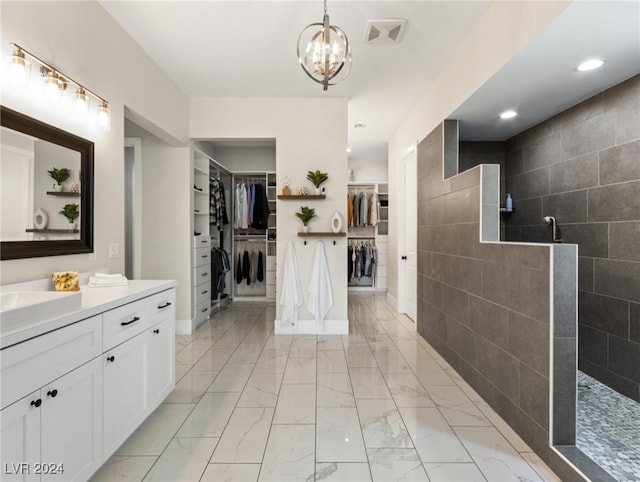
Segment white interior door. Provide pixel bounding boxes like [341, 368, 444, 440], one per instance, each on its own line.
[403, 153, 417, 321]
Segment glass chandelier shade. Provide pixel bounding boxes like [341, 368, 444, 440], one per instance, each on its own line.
[297, 0, 351, 91]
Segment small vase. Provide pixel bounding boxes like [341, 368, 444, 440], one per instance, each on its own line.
[331, 212, 343, 233]
[67, 222, 76, 231]
[302, 225, 309, 233]
[53, 183, 62, 192]
[282, 185, 291, 196]
[314, 187, 321, 195]
[34, 208, 48, 229]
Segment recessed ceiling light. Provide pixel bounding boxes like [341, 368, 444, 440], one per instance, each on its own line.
[499, 110, 517, 119]
[576, 58, 605, 72]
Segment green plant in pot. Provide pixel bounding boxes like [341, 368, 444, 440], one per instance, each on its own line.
[295, 206, 316, 233]
[306, 170, 328, 194]
[60, 203, 80, 230]
[47, 167, 71, 192]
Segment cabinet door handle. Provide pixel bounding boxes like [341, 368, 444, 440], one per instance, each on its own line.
[202, 255, 208, 259]
[201, 308, 208, 313]
[158, 302, 172, 309]
[202, 272, 208, 277]
[153, 329, 160, 334]
[47, 389, 58, 398]
[107, 355, 115, 362]
[31, 399, 42, 408]
[121, 316, 140, 326]
[201, 290, 208, 295]
[401, 256, 407, 260]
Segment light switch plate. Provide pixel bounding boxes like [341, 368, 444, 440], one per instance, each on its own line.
[108, 243, 120, 258]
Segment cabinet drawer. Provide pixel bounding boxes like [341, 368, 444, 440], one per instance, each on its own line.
[193, 236, 211, 249]
[1, 315, 102, 410]
[193, 281, 212, 307]
[193, 246, 211, 268]
[194, 299, 211, 325]
[193, 264, 211, 286]
[149, 289, 176, 323]
[103, 298, 151, 351]
[266, 255, 276, 272]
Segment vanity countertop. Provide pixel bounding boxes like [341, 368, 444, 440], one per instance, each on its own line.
[0, 279, 177, 349]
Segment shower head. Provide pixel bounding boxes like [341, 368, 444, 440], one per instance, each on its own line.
[543, 216, 555, 225]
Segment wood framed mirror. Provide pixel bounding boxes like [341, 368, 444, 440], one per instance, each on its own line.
[1, 106, 94, 260]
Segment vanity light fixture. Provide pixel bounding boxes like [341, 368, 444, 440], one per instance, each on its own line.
[9, 45, 28, 84]
[7, 43, 111, 129]
[499, 110, 518, 119]
[297, 0, 351, 91]
[576, 58, 605, 72]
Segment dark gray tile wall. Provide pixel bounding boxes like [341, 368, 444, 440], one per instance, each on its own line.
[504, 74, 640, 402]
[417, 122, 579, 479]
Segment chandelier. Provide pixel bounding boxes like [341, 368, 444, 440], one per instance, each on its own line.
[297, 0, 351, 91]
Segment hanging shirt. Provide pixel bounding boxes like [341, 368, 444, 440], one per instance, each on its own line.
[257, 251, 264, 282]
[347, 194, 353, 226]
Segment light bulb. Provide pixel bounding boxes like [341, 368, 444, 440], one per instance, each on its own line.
[42, 69, 65, 101]
[9, 49, 28, 84]
[97, 101, 110, 130]
[74, 89, 88, 116]
[577, 59, 605, 72]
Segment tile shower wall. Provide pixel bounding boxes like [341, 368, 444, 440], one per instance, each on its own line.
[417, 123, 580, 481]
[504, 74, 640, 402]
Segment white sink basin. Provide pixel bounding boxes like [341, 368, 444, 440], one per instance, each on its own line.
[0, 291, 82, 334]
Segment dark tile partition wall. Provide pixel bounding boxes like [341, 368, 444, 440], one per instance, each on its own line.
[417, 123, 580, 480]
[504, 74, 640, 401]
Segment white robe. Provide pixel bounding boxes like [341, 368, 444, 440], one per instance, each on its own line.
[279, 241, 303, 327]
[308, 241, 333, 323]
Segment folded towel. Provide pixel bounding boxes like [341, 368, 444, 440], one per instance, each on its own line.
[88, 275, 128, 287]
[94, 273, 126, 279]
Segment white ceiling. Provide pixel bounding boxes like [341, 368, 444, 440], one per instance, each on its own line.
[101, 1, 640, 159]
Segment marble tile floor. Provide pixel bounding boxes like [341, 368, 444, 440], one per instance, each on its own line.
[90, 295, 561, 482]
[577, 371, 640, 482]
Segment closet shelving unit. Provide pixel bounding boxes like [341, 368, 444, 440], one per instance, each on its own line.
[192, 150, 212, 328]
[347, 182, 389, 292]
[232, 172, 277, 301]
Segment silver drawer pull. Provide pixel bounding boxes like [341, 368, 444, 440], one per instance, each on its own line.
[121, 316, 140, 326]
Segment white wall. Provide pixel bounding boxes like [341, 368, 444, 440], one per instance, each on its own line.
[1, 1, 189, 284]
[348, 159, 388, 183]
[386, 0, 571, 305]
[215, 146, 276, 173]
[124, 120, 191, 322]
[191, 98, 349, 329]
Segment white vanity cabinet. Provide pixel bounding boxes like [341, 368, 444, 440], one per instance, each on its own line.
[0, 281, 176, 482]
[1, 356, 103, 482]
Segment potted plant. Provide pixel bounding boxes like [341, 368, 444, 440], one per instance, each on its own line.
[295, 206, 316, 233]
[47, 167, 71, 192]
[306, 170, 328, 194]
[60, 203, 80, 230]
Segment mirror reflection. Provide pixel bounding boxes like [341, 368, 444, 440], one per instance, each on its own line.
[1, 126, 82, 241]
[0, 106, 93, 260]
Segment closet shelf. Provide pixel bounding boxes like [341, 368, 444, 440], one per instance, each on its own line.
[278, 194, 325, 200]
[297, 232, 346, 237]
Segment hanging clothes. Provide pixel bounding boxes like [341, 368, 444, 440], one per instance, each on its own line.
[359, 191, 369, 226]
[368, 192, 380, 226]
[257, 251, 265, 282]
[308, 241, 333, 323]
[236, 253, 242, 284]
[347, 245, 353, 281]
[250, 250, 257, 284]
[251, 183, 270, 229]
[347, 193, 353, 227]
[280, 241, 303, 327]
[242, 250, 251, 285]
[209, 177, 229, 229]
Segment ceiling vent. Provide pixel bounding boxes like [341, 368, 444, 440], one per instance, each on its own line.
[364, 19, 407, 45]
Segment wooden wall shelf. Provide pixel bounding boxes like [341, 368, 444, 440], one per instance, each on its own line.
[46, 191, 80, 197]
[278, 194, 325, 200]
[26, 228, 79, 233]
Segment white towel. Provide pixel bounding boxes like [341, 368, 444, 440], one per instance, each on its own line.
[308, 241, 333, 323]
[88, 274, 128, 287]
[279, 240, 303, 327]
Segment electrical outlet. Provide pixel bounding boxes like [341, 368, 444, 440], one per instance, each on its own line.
[108, 243, 120, 258]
